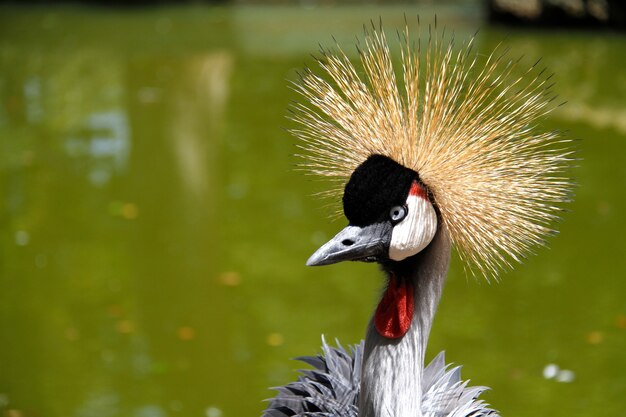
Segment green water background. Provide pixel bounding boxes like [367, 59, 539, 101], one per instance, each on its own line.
[1, 4, 625, 417]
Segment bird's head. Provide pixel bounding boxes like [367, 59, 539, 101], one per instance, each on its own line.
[293, 23, 573, 279]
[307, 154, 437, 267]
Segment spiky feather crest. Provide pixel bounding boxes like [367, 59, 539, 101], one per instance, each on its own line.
[291, 21, 573, 279]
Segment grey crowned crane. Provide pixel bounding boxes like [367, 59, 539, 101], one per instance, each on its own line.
[264, 21, 573, 417]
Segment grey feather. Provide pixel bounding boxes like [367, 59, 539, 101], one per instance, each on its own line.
[263, 338, 499, 417]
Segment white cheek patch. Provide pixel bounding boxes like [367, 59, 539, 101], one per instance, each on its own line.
[389, 182, 438, 261]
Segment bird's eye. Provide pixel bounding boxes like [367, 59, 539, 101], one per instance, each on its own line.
[389, 205, 407, 223]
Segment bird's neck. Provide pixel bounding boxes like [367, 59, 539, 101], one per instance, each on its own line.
[359, 227, 451, 417]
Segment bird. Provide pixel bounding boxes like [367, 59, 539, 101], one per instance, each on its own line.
[263, 20, 573, 417]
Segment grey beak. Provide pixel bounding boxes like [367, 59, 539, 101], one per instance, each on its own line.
[306, 222, 392, 266]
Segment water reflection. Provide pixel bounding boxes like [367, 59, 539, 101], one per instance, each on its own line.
[487, 30, 626, 134]
[0, 5, 625, 417]
[543, 363, 575, 383]
[65, 111, 130, 186]
[169, 51, 233, 199]
[0, 6, 237, 417]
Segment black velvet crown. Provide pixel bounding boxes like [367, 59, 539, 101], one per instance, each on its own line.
[343, 154, 419, 227]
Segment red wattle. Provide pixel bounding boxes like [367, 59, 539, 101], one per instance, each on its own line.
[374, 273, 414, 339]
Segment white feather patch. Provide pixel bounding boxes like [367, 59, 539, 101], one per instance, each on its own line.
[389, 194, 438, 261]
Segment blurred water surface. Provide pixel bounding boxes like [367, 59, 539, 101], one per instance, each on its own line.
[1, 4, 625, 417]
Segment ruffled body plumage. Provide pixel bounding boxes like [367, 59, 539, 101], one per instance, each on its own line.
[264, 338, 499, 417]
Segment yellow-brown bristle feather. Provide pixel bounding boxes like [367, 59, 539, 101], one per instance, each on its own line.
[291, 22, 574, 280]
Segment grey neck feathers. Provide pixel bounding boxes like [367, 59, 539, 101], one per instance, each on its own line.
[359, 226, 452, 417]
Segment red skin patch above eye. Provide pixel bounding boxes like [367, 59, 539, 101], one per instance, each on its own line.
[409, 180, 428, 200]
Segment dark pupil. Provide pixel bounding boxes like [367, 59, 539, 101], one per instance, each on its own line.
[393, 210, 400, 216]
